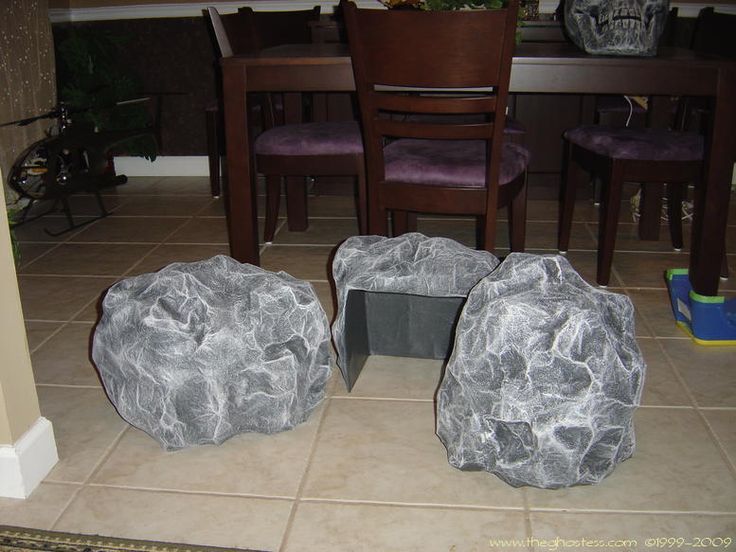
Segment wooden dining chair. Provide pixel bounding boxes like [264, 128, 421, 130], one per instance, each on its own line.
[342, 0, 528, 252]
[559, 6, 734, 288]
[207, 7, 367, 242]
[207, 6, 314, 196]
[558, 126, 703, 287]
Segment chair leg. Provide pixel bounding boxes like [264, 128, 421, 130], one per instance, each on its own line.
[481, 208, 498, 254]
[597, 161, 625, 286]
[666, 182, 685, 250]
[721, 251, 730, 280]
[558, 141, 581, 253]
[356, 169, 368, 235]
[508, 174, 528, 252]
[392, 210, 410, 236]
[368, 186, 388, 236]
[206, 107, 221, 198]
[263, 175, 282, 242]
[285, 176, 308, 232]
[638, 182, 664, 241]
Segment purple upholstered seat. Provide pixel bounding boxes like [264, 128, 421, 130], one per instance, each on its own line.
[255, 121, 364, 156]
[384, 140, 530, 188]
[564, 126, 704, 162]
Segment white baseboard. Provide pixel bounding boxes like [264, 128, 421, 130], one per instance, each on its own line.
[114, 156, 210, 177]
[0, 417, 58, 499]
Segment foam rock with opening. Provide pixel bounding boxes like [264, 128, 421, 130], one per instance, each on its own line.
[331, 233, 500, 385]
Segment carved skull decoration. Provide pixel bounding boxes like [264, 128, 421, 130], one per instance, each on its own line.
[564, 0, 670, 56]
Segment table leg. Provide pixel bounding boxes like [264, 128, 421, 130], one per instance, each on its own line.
[689, 67, 736, 296]
[223, 64, 260, 265]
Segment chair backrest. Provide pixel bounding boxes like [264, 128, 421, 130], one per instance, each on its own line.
[238, 7, 321, 51]
[343, 0, 519, 188]
[207, 6, 320, 58]
[691, 7, 736, 59]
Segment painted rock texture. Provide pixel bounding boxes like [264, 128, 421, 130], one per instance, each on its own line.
[93, 255, 331, 450]
[437, 253, 646, 488]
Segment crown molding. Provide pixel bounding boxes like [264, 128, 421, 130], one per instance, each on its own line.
[48, 0, 384, 22]
[48, 1, 736, 23]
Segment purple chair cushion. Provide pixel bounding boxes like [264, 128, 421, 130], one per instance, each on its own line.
[384, 139, 530, 188]
[564, 126, 704, 162]
[255, 121, 363, 156]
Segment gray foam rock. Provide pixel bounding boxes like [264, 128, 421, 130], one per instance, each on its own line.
[437, 253, 645, 488]
[92, 255, 331, 451]
[331, 233, 500, 385]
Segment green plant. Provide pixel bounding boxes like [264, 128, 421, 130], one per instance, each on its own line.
[55, 27, 157, 160]
[423, 0, 503, 10]
[379, 0, 524, 42]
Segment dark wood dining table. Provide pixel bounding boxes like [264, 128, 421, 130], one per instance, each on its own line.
[221, 41, 736, 296]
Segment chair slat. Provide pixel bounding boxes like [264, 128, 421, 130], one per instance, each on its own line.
[375, 119, 494, 141]
[373, 93, 497, 115]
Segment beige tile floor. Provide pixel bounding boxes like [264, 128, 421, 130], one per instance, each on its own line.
[4, 176, 736, 552]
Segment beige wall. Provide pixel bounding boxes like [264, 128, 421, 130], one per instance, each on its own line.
[0, 0, 49, 446]
[0, 167, 41, 445]
[0, 0, 56, 198]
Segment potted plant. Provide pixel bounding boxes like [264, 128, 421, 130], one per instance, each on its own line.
[379, 0, 527, 42]
[54, 27, 157, 160]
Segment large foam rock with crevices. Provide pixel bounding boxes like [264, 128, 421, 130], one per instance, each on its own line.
[92, 255, 331, 450]
[437, 253, 645, 488]
[332, 233, 500, 385]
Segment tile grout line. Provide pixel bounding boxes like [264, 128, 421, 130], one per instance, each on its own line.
[285, 494, 736, 516]
[27, 321, 69, 356]
[525, 507, 736, 516]
[15, 199, 97, 270]
[521, 487, 534, 552]
[294, 496, 527, 511]
[48, 425, 130, 531]
[697, 413, 736, 478]
[119, 216, 193, 277]
[277, 396, 335, 552]
[653, 337, 736, 479]
[17, 241, 65, 273]
[35, 383, 102, 389]
[121, 243, 166, 278]
[79, 482, 295, 502]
